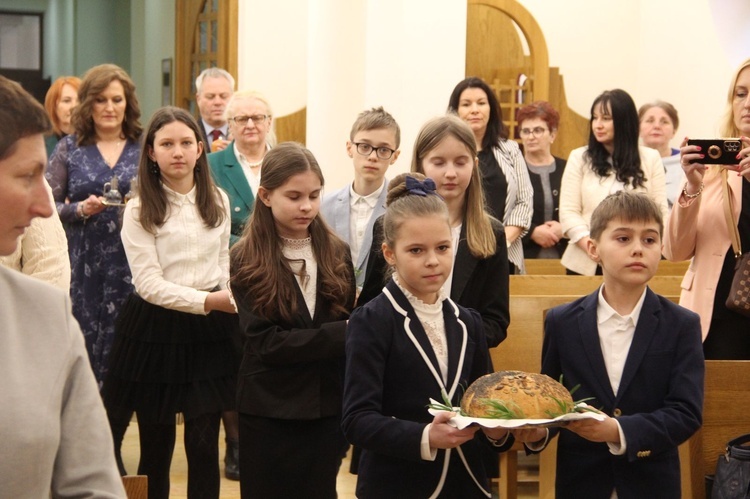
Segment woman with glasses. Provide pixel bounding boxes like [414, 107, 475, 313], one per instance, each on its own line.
[208, 91, 275, 247]
[517, 101, 567, 259]
[448, 77, 533, 274]
[559, 89, 668, 275]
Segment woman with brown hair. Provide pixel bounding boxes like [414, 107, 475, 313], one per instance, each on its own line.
[47, 63, 142, 386]
[43, 76, 81, 156]
[46, 64, 142, 474]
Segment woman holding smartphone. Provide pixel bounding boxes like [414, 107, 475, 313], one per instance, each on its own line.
[663, 57, 750, 359]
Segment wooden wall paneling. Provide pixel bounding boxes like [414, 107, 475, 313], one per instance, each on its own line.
[274, 107, 307, 146]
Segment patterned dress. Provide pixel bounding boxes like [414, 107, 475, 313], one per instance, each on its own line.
[46, 134, 139, 386]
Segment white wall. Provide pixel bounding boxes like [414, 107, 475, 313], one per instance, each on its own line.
[237, 0, 466, 192]
[235, 0, 750, 191]
[237, 0, 308, 116]
[517, 0, 747, 146]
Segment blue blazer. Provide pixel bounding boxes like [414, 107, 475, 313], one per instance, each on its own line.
[320, 183, 387, 287]
[208, 143, 254, 246]
[541, 287, 704, 499]
[342, 279, 512, 498]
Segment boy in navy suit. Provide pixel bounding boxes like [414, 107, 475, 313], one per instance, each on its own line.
[524, 191, 704, 499]
[320, 107, 400, 290]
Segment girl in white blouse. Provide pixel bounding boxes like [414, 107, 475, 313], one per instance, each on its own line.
[229, 142, 355, 499]
[102, 107, 237, 499]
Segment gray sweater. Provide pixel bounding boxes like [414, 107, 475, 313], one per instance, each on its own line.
[0, 266, 125, 498]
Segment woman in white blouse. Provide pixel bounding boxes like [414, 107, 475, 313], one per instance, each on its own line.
[448, 77, 533, 274]
[102, 107, 237, 499]
[559, 89, 668, 275]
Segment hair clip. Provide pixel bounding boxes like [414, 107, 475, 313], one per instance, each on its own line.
[405, 176, 437, 197]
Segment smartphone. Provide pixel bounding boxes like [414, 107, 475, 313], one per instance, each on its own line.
[686, 138, 742, 165]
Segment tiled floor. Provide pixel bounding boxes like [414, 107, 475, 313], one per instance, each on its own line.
[121, 422, 537, 498]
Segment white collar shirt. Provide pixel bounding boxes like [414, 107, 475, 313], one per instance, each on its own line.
[234, 143, 261, 198]
[596, 285, 647, 396]
[121, 185, 231, 315]
[348, 181, 384, 265]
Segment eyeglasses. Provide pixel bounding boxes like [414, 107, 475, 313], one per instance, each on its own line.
[353, 142, 396, 160]
[229, 114, 269, 126]
[519, 126, 548, 138]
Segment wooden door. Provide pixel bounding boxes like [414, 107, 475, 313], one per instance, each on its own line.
[174, 0, 238, 115]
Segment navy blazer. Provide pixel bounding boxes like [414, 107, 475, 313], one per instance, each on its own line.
[521, 155, 567, 259]
[358, 216, 510, 347]
[342, 279, 512, 498]
[541, 287, 704, 499]
[320, 182, 387, 287]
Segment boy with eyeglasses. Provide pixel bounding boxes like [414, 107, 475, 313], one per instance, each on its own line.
[321, 107, 401, 290]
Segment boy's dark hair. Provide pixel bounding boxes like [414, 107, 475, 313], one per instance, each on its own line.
[349, 106, 401, 148]
[0, 75, 51, 160]
[589, 191, 663, 240]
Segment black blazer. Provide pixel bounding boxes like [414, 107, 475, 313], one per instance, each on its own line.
[522, 155, 567, 258]
[358, 216, 510, 347]
[197, 120, 210, 150]
[233, 260, 356, 419]
[342, 279, 513, 498]
[540, 288, 704, 499]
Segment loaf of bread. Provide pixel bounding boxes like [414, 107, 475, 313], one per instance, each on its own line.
[460, 370, 574, 419]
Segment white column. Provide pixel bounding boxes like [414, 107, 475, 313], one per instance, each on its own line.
[308, 0, 468, 191]
[306, 0, 367, 191]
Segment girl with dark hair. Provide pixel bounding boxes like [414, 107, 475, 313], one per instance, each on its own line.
[102, 106, 237, 499]
[559, 89, 668, 275]
[343, 173, 513, 498]
[230, 142, 355, 498]
[448, 76, 533, 274]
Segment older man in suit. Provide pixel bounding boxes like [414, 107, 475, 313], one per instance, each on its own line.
[195, 67, 234, 153]
[0, 75, 125, 497]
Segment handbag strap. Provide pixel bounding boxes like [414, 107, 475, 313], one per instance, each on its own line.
[721, 169, 742, 257]
[727, 433, 750, 460]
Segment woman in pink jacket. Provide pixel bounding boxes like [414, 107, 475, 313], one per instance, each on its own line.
[663, 58, 750, 359]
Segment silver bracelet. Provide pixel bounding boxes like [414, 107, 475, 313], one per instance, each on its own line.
[682, 182, 704, 199]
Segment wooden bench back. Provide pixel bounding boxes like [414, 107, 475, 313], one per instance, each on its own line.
[687, 360, 750, 499]
[510, 275, 682, 297]
[524, 258, 690, 277]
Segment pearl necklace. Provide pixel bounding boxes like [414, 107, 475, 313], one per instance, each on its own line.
[247, 158, 263, 169]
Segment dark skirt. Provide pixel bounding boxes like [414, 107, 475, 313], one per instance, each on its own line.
[102, 293, 239, 424]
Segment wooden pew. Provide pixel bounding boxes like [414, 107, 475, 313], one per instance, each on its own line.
[490, 295, 576, 499]
[524, 258, 690, 277]
[510, 275, 682, 297]
[681, 360, 750, 499]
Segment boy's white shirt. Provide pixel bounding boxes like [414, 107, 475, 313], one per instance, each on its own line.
[348, 181, 385, 265]
[596, 284, 648, 457]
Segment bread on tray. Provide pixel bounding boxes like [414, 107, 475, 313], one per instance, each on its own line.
[460, 370, 574, 419]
